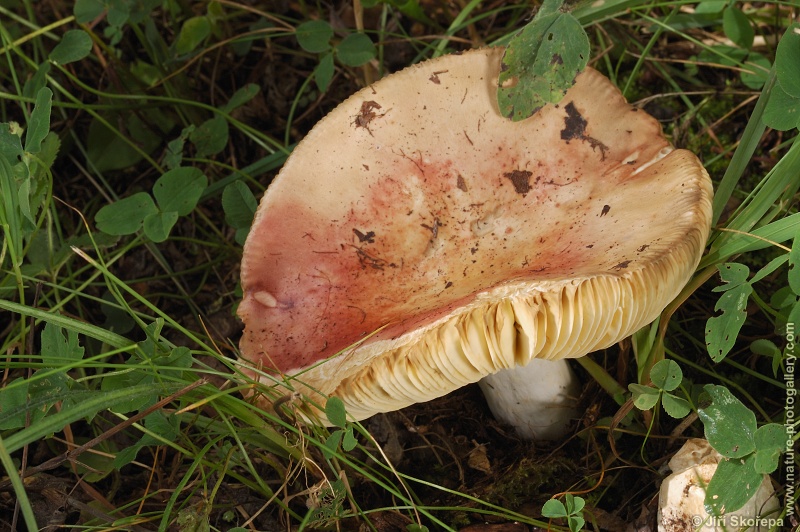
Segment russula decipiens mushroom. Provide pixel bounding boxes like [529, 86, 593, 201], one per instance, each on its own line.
[238, 47, 713, 429]
[658, 439, 779, 531]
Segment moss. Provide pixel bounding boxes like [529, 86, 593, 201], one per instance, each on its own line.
[482, 456, 577, 510]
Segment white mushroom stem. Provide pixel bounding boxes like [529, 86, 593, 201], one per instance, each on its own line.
[478, 359, 580, 440]
[658, 438, 779, 532]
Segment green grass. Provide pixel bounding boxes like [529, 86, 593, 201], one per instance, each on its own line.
[1, 0, 798, 530]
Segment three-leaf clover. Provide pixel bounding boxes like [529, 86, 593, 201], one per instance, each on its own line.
[295, 20, 376, 92]
[542, 493, 585, 532]
[322, 397, 358, 458]
[95, 167, 207, 242]
[628, 359, 691, 418]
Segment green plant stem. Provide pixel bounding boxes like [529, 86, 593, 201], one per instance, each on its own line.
[576, 356, 627, 404]
[0, 435, 37, 531]
[722, 357, 783, 389]
[284, 69, 315, 147]
[621, 4, 680, 98]
[432, 0, 483, 56]
[70, 246, 216, 353]
[158, 436, 223, 530]
[717, 134, 800, 234]
[667, 347, 772, 421]
[0, 299, 133, 348]
[197, 150, 291, 200]
[573, 0, 654, 25]
[712, 72, 775, 227]
[0, 13, 72, 56]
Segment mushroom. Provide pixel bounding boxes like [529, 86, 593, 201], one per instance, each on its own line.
[479, 358, 580, 440]
[237, 47, 713, 432]
[658, 439, 779, 531]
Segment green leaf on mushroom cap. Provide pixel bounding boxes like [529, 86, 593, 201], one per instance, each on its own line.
[496, 0, 589, 121]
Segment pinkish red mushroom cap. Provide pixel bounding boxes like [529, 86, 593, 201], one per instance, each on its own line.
[237, 47, 713, 422]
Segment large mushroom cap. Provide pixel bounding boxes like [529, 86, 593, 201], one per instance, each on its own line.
[238, 47, 713, 422]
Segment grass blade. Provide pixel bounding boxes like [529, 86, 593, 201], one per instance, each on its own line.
[3, 383, 182, 453]
[0, 435, 38, 531]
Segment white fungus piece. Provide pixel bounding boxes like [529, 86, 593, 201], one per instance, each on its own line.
[658, 439, 780, 532]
